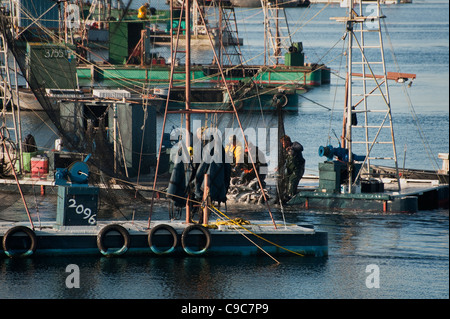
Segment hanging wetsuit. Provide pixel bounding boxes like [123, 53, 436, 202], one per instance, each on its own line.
[193, 140, 231, 204]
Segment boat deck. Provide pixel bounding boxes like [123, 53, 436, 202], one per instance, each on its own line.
[0, 218, 327, 258]
[0, 219, 315, 237]
[1, 174, 448, 210]
[0, 173, 328, 258]
[289, 177, 449, 212]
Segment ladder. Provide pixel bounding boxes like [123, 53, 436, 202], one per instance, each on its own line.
[333, 0, 401, 191]
[261, 0, 292, 66]
[217, 1, 244, 67]
[169, 0, 190, 86]
[0, 6, 23, 175]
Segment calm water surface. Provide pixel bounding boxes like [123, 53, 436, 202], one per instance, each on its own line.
[1, 0, 448, 300]
[0, 208, 448, 299]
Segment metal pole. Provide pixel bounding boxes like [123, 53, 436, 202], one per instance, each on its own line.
[196, 5, 277, 229]
[13, 60, 23, 173]
[113, 103, 117, 174]
[202, 173, 209, 225]
[148, 0, 188, 228]
[346, 0, 353, 193]
[275, 0, 280, 65]
[185, 0, 191, 224]
[263, 0, 267, 65]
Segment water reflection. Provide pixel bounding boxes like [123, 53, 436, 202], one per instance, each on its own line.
[0, 253, 330, 299]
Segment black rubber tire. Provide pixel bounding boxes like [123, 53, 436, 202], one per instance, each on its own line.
[181, 224, 211, 256]
[2, 226, 37, 258]
[97, 224, 130, 257]
[148, 224, 178, 255]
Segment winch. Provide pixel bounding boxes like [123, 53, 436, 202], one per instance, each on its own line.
[55, 154, 91, 186]
[318, 145, 365, 162]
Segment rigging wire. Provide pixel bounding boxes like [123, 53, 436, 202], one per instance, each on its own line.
[382, 18, 443, 180]
[327, 34, 347, 146]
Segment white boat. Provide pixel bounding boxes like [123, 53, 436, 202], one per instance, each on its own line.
[230, 0, 310, 7]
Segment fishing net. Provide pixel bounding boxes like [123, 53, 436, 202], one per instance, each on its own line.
[0, 1, 286, 222]
[0, 10, 150, 220]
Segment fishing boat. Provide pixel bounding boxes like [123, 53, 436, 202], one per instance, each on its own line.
[11, 0, 328, 112]
[0, 0, 328, 260]
[151, 0, 244, 46]
[0, 158, 327, 258]
[287, 0, 448, 213]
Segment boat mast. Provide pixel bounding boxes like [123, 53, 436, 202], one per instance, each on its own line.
[346, 0, 354, 193]
[332, 0, 402, 193]
[262, 0, 291, 66]
[184, 0, 192, 223]
[160, 0, 193, 223]
[149, 0, 278, 229]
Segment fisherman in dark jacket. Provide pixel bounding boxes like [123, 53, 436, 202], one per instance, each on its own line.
[280, 135, 305, 200]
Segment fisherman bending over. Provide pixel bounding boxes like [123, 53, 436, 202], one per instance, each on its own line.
[137, 3, 149, 19]
[138, 3, 156, 20]
[241, 142, 267, 189]
[280, 135, 305, 201]
[225, 135, 244, 177]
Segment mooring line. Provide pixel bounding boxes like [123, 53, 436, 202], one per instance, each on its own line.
[209, 205, 304, 258]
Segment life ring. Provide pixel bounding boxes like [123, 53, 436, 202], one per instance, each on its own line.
[2, 226, 37, 258]
[97, 224, 130, 257]
[181, 225, 211, 256]
[148, 224, 178, 255]
[273, 93, 288, 108]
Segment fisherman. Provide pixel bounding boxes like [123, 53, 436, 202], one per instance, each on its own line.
[137, 3, 150, 20]
[225, 134, 244, 177]
[280, 135, 305, 201]
[241, 142, 267, 189]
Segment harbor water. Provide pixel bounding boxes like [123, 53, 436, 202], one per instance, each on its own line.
[0, 208, 448, 299]
[0, 0, 448, 301]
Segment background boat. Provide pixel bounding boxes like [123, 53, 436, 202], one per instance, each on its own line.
[229, 0, 311, 7]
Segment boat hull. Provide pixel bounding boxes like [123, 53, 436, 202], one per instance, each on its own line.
[288, 184, 449, 212]
[0, 221, 328, 258]
[77, 64, 329, 88]
[150, 86, 301, 112]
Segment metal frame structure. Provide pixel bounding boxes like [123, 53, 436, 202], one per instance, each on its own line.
[331, 0, 401, 192]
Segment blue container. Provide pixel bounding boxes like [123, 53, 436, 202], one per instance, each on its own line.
[56, 186, 99, 226]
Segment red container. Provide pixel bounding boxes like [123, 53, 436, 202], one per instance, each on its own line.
[31, 157, 49, 177]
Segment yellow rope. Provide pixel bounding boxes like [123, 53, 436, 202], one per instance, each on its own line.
[209, 205, 305, 257]
[213, 217, 251, 227]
